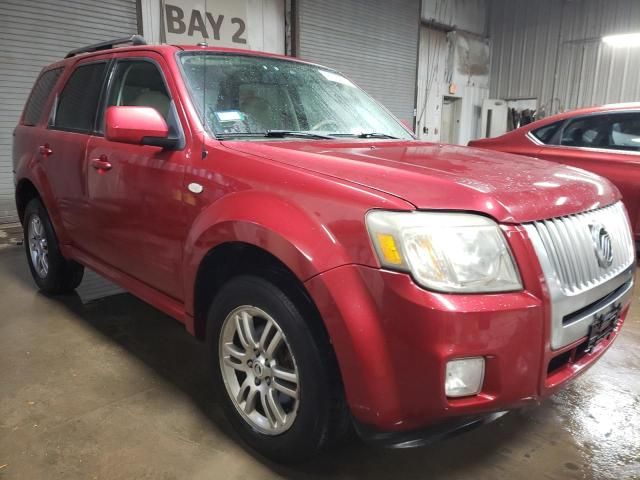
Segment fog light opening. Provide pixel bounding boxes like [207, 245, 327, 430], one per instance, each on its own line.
[445, 357, 485, 398]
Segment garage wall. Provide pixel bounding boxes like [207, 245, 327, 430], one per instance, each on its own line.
[297, 0, 420, 125]
[489, 0, 640, 116]
[422, 0, 486, 36]
[416, 27, 449, 141]
[416, 0, 489, 144]
[0, 0, 139, 225]
[416, 29, 490, 144]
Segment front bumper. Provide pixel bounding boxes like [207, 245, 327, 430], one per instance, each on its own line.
[304, 255, 633, 436]
[354, 410, 509, 449]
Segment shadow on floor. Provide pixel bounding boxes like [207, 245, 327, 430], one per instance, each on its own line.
[1, 245, 591, 479]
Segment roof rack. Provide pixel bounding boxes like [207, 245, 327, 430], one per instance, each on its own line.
[65, 35, 147, 58]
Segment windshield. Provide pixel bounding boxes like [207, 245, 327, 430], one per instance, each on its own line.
[178, 52, 413, 140]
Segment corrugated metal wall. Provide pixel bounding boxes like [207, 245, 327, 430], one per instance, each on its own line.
[422, 0, 487, 36]
[489, 0, 640, 116]
[0, 0, 139, 225]
[297, 0, 420, 124]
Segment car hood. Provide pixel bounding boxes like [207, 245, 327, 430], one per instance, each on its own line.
[222, 140, 619, 223]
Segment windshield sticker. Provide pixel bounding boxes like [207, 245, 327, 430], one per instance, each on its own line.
[319, 70, 355, 87]
[215, 110, 243, 122]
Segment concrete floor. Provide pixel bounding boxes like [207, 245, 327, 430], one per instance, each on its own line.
[0, 243, 639, 480]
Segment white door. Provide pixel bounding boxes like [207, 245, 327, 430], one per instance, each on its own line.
[441, 96, 462, 144]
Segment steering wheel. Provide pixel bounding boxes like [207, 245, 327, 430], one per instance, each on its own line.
[310, 119, 340, 132]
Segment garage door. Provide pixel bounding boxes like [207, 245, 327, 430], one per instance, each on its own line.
[0, 0, 139, 225]
[297, 0, 419, 126]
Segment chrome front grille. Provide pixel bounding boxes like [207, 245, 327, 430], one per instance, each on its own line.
[525, 201, 636, 350]
[527, 202, 635, 296]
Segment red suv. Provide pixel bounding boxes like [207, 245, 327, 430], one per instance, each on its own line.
[13, 36, 636, 462]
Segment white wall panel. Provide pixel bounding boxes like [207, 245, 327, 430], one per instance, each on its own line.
[416, 27, 448, 141]
[490, 0, 640, 116]
[142, 0, 285, 53]
[417, 28, 489, 144]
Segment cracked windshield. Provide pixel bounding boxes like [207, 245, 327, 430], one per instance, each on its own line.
[179, 53, 413, 140]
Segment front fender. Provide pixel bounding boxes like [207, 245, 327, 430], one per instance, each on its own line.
[182, 190, 352, 317]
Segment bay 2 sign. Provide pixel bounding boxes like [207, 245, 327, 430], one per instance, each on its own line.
[163, 0, 249, 47]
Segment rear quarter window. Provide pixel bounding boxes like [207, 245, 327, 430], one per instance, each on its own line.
[530, 120, 564, 144]
[22, 68, 63, 126]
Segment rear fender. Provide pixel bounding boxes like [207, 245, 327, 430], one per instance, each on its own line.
[15, 162, 71, 246]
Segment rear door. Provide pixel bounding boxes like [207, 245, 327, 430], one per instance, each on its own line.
[535, 112, 640, 239]
[84, 52, 189, 299]
[39, 58, 111, 243]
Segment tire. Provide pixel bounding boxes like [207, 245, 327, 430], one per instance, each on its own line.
[207, 275, 348, 463]
[23, 198, 84, 294]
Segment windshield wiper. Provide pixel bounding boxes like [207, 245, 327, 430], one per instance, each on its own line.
[215, 130, 334, 140]
[330, 132, 400, 139]
[358, 132, 399, 139]
[265, 130, 335, 139]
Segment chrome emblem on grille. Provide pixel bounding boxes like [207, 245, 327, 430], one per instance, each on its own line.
[589, 223, 614, 268]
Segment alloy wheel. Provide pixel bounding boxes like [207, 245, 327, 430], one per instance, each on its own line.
[219, 305, 300, 435]
[28, 214, 49, 279]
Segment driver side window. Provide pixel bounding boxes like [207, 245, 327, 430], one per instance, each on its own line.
[105, 60, 171, 123]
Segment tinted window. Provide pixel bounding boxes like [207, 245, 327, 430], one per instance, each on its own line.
[106, 61, 171, 120]
[55, 63, 107, 132]
[610, 113, 640, 151]
[559, 113, 640, 152]
[23, 68, 63, 126]
[531, 120, 564, 144]
[560, 115, 611, 148]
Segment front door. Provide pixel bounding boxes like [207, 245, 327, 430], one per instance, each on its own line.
[84, 54, 190, 299]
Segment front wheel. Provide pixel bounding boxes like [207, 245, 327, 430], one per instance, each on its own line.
[207, 275, 347, 462]
[23, 198, 84, 294]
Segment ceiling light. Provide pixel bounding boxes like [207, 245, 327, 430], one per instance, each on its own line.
[602, 33, 640, 47]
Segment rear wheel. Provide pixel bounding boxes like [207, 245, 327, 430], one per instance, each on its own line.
[24, 198, 84, 294]
[207, 275, 347, 462]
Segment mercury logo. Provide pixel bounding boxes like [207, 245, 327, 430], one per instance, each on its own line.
[589, 223, 614, 268]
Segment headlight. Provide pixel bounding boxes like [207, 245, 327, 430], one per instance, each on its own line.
[366, 210, 522, 293]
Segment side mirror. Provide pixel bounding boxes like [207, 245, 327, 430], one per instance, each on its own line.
[105, 106, 178, 149]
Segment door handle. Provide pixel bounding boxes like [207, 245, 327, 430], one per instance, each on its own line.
[91, 156, 112, 171]
[38, 144, 53, 157]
